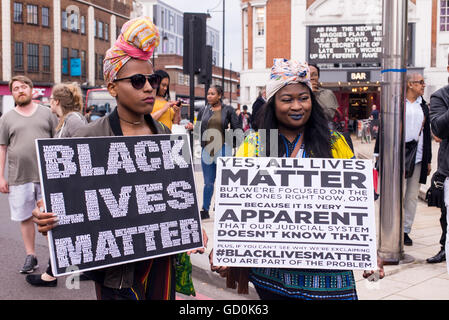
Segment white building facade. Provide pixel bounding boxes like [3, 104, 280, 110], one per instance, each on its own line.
[241, 0, 447, 118]
[138, 0, 221, 66]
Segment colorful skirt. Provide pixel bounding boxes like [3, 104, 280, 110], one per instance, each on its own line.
[95, 256, 176, 300]
[250, 267, 358, 300]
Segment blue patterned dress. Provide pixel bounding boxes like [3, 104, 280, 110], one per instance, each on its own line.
[235, 132, 358, 300]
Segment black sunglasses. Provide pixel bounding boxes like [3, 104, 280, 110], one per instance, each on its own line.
[113, 73, 161, 90]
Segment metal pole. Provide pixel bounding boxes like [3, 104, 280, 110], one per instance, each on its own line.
[189, 16, 195, 156]
[230, 62, 232, 105]
[378, 0, 409, 264]
[222, 0, 225, 88]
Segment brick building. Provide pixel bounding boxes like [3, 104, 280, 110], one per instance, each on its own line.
[0, 0, 131, 114]
[240, 0, 446, 127]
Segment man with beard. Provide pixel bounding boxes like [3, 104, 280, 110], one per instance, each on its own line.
[0, 76, 57, 274]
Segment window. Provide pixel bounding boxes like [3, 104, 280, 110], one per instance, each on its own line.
[62, 47, 69, 74]
[62, 10, 68, 30]
[116, 25, 121, 38]
[42, 7, 49, 27]
[27, 4, 38, 25]
[71, 49, 79, 59]
[13, 2, 23, 23]
[441, 1, 449, 31]
[95, 54, 104, 79]
[80, 16, 85, 34]
[42, 45, 50, 72]
[14, 42, 23, 70]
[98, 55, 104, 79]
[70, 13, 78, 32]
[98, 21, 103, 39]
[27, 43, 39, 72]
[105, 23, 109, 41]
[94, 19, 97, 37]
[81, 50, 86, 77]
[255, 7, 265, 36]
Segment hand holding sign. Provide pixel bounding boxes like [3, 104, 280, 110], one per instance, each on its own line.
[32, 199, 58, 236]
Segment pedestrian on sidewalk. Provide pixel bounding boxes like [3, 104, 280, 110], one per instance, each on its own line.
[251, 88, 266, 131]
[26, 82, 87, 287]
[0, 75, 58, 274]
[196, 85, 241, 220]
[209, 59, 384, 300]
[309, 63, 354, 152]
[403, 73, 432, 246]
[429, 74, 449, 272]
[425, 135, 446, 264]
[31, 16, 207, 300]
[151, 70, 181, 130]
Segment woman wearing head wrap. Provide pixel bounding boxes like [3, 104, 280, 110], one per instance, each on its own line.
[31, 17, 207, 300]
[209, 59, 384, 300]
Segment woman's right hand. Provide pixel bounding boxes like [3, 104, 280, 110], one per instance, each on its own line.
[209, 249, 228, 277]
[32, 199, 58, 236]
[0, 176, 9, 193]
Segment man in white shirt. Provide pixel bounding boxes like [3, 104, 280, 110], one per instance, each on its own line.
[404, 73, 432, 246]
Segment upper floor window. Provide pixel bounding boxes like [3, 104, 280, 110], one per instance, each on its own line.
[42, 7, 49, 27]
[42, 45, 50, 72]
[13, 2, 23, 23]
[255, 7, 265, 36]
[80, 16, 86, 34]
[105, 23, 109, 41]
[70, 13, 79, 32]
[27, 43, 39, 72]
[441, 0, 449, 31]
[14, 42, 23, 70]
[62, 10, 68, 30]
[98, 21, 104, 39]
[27, 4, 38, 25]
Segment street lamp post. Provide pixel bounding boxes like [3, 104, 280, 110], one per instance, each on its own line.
[378, 0, 410, 265]
[222, 0, 225, 88]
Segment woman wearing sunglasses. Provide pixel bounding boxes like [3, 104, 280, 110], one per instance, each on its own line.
[30, 17, 207, 300]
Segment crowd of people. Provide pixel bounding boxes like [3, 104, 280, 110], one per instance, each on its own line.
[1, 15, 449, 301]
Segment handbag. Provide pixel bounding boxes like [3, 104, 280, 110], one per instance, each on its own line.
[426, 172, 446, 209]
[404, 140, 418, 179]
[405, 124, 423, 179]
[174, 252, 196, 296]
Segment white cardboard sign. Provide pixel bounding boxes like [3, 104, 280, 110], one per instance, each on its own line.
[213, 157, 377, 270]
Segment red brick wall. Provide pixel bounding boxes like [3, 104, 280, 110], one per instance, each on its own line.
[241, 0, 253, 70]
[266, 0, 291, 67]
[11, 0, 54, 84]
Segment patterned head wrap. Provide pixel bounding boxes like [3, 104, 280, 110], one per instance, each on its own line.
[103, 17, 160, 83]
[266, 59, 312, 101]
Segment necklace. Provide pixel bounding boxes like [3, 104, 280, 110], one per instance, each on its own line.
[210, 103, 221, 111]
[119, 117, 142, 125]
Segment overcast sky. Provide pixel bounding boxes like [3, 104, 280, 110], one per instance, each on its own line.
[162, 0, 242, 71]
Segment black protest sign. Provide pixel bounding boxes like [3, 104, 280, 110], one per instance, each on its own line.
[36, 134, 202, 276]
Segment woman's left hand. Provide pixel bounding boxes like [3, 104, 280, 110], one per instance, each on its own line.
[363, 256, 385, 281]
[187, 228, 208, 255]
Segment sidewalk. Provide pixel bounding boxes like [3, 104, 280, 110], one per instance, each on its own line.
[190, 134, 449, 300]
